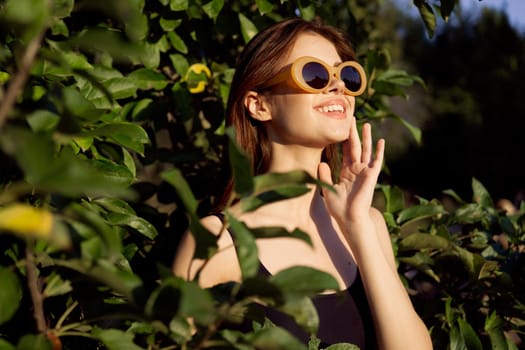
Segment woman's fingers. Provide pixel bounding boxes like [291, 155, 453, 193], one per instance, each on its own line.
[361, 123, 372, 164]
[372, 138, 385, 173]
[347, 116, 361, 165]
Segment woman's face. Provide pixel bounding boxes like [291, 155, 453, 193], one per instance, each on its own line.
[263, 33, 355, 148]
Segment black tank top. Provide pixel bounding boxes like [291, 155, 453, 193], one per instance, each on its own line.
[257, 263, 376, 349]
[212, 213, 377, 348]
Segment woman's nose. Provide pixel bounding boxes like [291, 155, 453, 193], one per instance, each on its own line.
[327, 73, 345, 94]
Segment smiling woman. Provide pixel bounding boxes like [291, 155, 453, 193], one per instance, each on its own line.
[173, 17, 433, 349]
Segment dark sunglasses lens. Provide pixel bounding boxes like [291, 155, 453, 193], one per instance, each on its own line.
[302, 62, 329, 89]
[341, 66, 362, 92]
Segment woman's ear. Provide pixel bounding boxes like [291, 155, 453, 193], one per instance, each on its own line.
[244, 91, 272, 121]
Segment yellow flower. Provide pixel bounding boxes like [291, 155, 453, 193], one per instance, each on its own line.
[184, 63, 211, 94]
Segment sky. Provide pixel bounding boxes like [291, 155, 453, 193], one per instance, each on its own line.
[393, 0, 525, 32]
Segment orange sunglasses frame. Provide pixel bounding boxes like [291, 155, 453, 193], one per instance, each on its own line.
[263, 56, 367, 96]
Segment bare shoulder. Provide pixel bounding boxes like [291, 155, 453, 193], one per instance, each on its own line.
[172, 214, 241, 288]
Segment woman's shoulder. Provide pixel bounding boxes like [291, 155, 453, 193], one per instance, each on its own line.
[193, 214, 242, 287]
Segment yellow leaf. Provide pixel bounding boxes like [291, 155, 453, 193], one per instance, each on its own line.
[0, 204, 53, 239]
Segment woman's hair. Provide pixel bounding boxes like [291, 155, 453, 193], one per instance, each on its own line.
[216, 17, 358, 210]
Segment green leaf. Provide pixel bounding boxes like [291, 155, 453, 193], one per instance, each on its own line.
[16, 334, 52, 350]
[144, 278, 181, 322]
[399, 252, 439, 281]
[106, 212, 158, 240]
[0, 338, 15, 350]
[161, 168, 218, 260]
[391, 114, 422, 144]
[225, 127, 254, 196]
[380, 185, 405, 214]
[372, 80, 407, 97]
[255, 0, 274, 14]
[226, 213, 259, 279]
[278, 296, 319, 335]
[68, 28, 145, 63]
[0, 267, 22, 326]
[90, 159, 135, 187]
[240, 277, 283, 302]
[161, 168, 198, 213]
[397, 203, 446, 225]
[454, 246, 486, 278]
[472, 178, 494, 207]
[485, 312, 509, 350]
[0, 128, 130, 197]
[93, 197, 136, 215]
[442, 189, 466, 204]
[414, 0, 437, 38]
[86, 122, 150, 154]
[178, 278, 216, 325]
[55, 259, 142, 302]
[457, 318, 483, 350]
[62, 86, 104, 121]
[92, 328, 144, 350]
[454, 203, 486, 224]
[188, 220, 219, 260]
[202, 0, 224, 21]
[128, 68, 169, 90]
[4, 0, 49, 42]
[449, 324, 463, 350]
[169, 53, 189, 76]
[376, 69, 418, 86]
[398, 233, 450, 251]
[51, 0, 74, 18]
[68, 202, 123, 258]
[298, 3, 315, 21]
[42, 271, 72, 298]
[169, 317, 192, 343]
[159, 18, 182, 31]
[246, 326, 307, 350]
[50, 19, 69, 37]
[250, 226, 312, 247]
[131, 98, 154, 121]
[238, 13, 258, 43]
[270, 266, 339, 298]
[26, 110, 60, 132]
[241, 184, 311, 212]
[252, 170, 331, 194]
[104, 77, 138, 100]
[170, 0, 188, 11]
[167, 31, 188, 54]
[139, 42, 160, 69]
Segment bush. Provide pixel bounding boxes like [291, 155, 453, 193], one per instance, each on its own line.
[0, 0, 522, 349]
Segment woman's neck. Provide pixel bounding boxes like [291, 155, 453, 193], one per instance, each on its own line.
[267, 143, 324, 177]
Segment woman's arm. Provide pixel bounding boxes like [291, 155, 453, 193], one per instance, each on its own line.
[348, 208, 433, 350]
[319, 117, 432, 349]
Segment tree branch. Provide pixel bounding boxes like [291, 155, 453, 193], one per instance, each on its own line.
[0, 28, 47, 130]
[26, 243, 47, 333]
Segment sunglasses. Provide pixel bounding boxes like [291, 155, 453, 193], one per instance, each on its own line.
[263, 56, 367, 96]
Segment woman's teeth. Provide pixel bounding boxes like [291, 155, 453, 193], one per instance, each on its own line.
[317, 104, 344, 113]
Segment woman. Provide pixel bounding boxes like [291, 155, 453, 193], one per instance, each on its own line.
[173, 18, 433, 349]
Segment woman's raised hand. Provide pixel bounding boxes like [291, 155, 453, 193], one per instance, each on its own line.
[318, 116, 385, 225]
